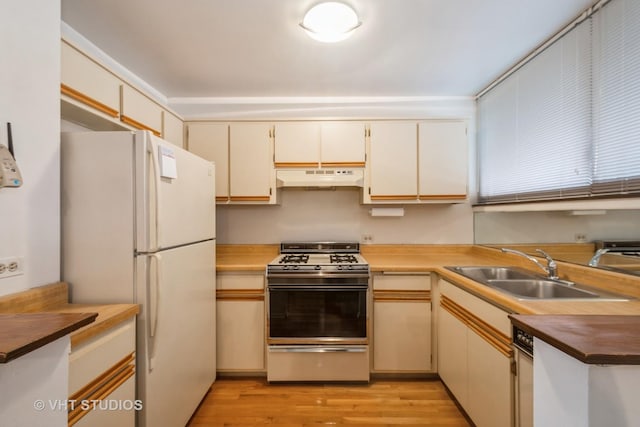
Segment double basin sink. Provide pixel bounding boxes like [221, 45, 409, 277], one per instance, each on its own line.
[447, 266, 632, 301]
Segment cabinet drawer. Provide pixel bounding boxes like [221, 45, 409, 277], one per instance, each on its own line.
[217, 273, 264, 291]
[439, 279, 511, 336]
[373, 274, 430, 291]
[69, 318, 135, 396]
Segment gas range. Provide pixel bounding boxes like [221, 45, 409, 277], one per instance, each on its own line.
[267, 242, 369, 277]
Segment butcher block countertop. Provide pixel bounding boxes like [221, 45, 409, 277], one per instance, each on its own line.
[217, 244, 640, 316]
[0, 312, 97, 363]
[0, 282, 139, 349]
[510, 314, 640, 365]
[217, 244, 278, 272]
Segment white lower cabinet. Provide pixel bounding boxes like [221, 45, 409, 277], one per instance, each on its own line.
[216, 272, 265, 372]
[437, 305, 469, 407]
[68, 318, 136, 427]
[437, 278, 513, 427]
[372, 273, 432, 373]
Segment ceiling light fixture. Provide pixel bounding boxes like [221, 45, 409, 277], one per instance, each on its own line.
[300, 2, 361, 43]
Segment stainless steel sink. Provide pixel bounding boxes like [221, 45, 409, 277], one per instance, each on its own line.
[445, 266, 632, 301]
[486, 279, 599, 299]
[448, 266, 536, 282]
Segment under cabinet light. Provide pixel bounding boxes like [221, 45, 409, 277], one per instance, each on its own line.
[369, 208, 405, 217]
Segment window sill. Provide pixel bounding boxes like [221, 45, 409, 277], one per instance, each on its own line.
[472, 197, 640, 213]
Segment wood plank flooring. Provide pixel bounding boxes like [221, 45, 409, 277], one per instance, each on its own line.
[187, 378, 471, 426]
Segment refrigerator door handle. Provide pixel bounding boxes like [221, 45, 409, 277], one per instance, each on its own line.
[148, 253, 162, 371]
[148, 140, 162, 251]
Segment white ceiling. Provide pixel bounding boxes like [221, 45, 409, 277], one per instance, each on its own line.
[61, 0, 596, 115]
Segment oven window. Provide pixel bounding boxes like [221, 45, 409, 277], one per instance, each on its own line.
[269, 289, 367, 338]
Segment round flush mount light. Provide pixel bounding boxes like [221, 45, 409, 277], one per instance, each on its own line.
[300, 2, 361, 43]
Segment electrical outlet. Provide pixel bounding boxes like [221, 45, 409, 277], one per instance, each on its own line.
[362, 234, 374, 243]
[0, 257, 24, 279]
[574, 233, 587, 243]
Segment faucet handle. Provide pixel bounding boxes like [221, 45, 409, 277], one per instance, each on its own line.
[535, 249, 554, 263]
[536, 249, 558, 279]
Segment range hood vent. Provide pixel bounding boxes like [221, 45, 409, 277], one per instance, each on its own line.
[276, 169, 364, 188]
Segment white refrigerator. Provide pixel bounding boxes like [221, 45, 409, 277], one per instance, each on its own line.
[61, 130, 216, 427]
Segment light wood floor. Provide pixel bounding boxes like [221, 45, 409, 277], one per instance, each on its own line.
[187, 378, 471, 426]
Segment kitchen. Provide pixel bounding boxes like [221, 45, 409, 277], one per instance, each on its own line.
[2, 0, 640, 426]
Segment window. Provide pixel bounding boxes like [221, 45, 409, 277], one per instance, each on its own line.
[477, 0, 640, 204]
[592, 0, 640, 195]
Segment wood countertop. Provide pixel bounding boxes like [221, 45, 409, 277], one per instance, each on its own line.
[217, 244, 278, 272]
[509, 314, 640, 365]
[217, 244, 640, 316]
[0, 312, 97, 363]
[0, 282, 139, 349]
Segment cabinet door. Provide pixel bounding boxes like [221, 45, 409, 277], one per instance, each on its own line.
[467, 331, 513, 427]
[229, 123, 274, 202]
[320, 121, 366, 166]
[163, 111, 184, 148]
[120, 84, 162, 136]
[186, 122, 229, 202]
[61, 41, 121, 119]
[217, 300, 265, 371]
[373, 274, 431, 372]
[373, 300, 431, 371]
[274, 122, 320, 167]
[418, 120, 468, 200]
[368, 122, 418, 201]
[217, 273, 265, 371]
[437, 305, 469, 409]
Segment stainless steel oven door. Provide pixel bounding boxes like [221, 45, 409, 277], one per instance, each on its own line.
[267, 278, 369, 345]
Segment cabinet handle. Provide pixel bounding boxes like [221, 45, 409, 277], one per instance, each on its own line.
[61, 84, 119, 118]
[419, 194, 466, 200]
[274, 162, 319, 168]
[229, 196, 271, 202]
[121, 114, 161, 137]
[370, 195, 418, 201]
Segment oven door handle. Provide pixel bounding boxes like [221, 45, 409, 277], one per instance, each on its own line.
[269, 346, 368, 353]
[267, 285, 369, 291]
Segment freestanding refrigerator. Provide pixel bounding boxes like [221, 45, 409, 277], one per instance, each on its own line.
[61, 130, 216, 427]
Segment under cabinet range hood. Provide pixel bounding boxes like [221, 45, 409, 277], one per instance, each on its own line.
[276, 169, 364, 188]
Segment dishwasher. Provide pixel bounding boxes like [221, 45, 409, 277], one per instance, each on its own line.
[513, 326, 533, 427]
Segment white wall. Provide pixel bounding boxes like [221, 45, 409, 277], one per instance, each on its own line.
[218, 189, 474, 244]
[0, 0, 61, 296]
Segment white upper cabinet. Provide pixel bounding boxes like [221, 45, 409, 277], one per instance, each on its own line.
[186, 122, 229, 202]
[366, 121, 418, 202]
[120, 84, 163, 136]
[61, 41, 121, 120]
[319, 121, 366, 166]
[163, 111, 184, 148]
[274, 121, 366, 168]
[229, 122, 276, 203]
[274, 122, 321, 167]
[418, 120, 468, 200]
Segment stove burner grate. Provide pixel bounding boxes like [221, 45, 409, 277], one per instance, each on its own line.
[279, 254, 309, 264]
[330, 254, 358, 264]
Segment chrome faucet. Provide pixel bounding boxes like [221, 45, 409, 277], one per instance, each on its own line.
[589, 248, 611, 267]
[589, 247, 637, 267]
[501, 248, 559, 280]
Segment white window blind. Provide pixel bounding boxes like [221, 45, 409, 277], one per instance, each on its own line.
[478, 19, 592, 203]
[592, 0, 640, 195]
[478, 0, 640, 204]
